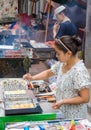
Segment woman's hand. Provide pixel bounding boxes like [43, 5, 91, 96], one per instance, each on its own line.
[23, 73, 32, 80]
[52, 100, 64, 109]
[53, 22, 59, 32]
[52, 88, 90, 108]
[53, 22, 59, 38]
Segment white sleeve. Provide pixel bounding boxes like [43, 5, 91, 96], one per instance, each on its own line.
[73, 68, 91, 90]
[50, 61, 61, 75]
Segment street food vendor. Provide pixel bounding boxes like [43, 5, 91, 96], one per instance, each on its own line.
[52, 5, 77, 61]
[23, 35, 91, 119]
[53, 5, 77, 39]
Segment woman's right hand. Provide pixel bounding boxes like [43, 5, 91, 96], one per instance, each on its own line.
[23, 73, 32, 80]
[53, 22, 59, 32]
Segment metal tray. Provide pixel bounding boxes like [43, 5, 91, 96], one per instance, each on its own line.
[4, 99, 42, 115]
[5, 105, 42, 116]
[4, 90, 30, 100]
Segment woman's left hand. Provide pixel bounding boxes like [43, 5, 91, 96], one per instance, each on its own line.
[52, 100, 63, 109]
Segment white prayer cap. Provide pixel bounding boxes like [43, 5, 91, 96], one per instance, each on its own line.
[53, 5, 66, 19]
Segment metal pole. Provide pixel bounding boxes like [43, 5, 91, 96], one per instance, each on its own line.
[85, 0, 91, 68]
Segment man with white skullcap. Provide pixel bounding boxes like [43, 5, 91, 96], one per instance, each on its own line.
[53, 5, 77, 38]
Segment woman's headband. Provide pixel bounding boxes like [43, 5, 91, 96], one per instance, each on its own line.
[56, 39, 70, 51]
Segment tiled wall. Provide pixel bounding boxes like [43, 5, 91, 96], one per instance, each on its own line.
[0, 0, 18, 18]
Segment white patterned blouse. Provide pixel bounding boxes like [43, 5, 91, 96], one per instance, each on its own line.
[51, 60, 91, 119]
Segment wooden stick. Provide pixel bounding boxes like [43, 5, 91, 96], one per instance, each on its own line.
[45, 0, 52, 42]
[31, 0, 35, 15]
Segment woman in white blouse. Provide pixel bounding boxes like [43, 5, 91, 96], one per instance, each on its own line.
[23, 35, 91, 119]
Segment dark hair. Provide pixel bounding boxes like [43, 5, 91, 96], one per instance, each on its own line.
[55, 35, 82, 55]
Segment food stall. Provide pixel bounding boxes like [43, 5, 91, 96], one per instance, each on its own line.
[0, 78, 61, 130]
[0, 30, 43, 77]
[0, 24, 55, 78]
[0, 1, 90, 130]
[0, 45, 40, 77]
[0, 78, 91, 130]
